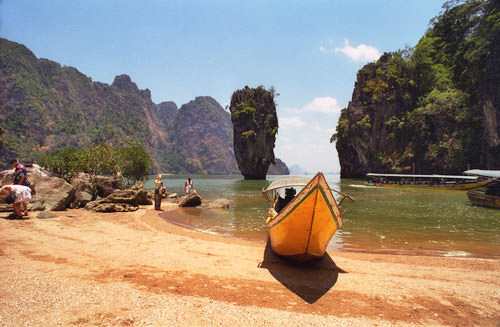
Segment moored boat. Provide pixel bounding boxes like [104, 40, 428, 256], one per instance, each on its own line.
[262, 172, 353, 261]
[466, 190, 500, 209]
[464, 170, 500, 209]
[365, 173, 494, 190]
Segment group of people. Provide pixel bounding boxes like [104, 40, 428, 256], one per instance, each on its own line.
[153, 175, 195, 211]
[0, 160, 33, 218]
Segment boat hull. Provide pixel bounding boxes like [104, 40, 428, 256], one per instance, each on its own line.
[467, 191, 500, 209]
[370, 179, 492, 190]
[265, 173, 342, 261]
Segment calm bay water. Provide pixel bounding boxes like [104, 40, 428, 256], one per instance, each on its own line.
[146, 175, 500, 259]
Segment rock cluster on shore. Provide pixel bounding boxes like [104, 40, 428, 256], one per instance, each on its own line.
[0, 166, 221, 213]
[0, 166, 151, 212]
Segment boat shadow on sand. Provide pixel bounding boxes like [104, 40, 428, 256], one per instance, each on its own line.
[258, 239, 347, 304]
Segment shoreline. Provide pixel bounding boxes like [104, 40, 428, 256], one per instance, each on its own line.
[0, 206, 499, 326]
[159, 205, 500, 260]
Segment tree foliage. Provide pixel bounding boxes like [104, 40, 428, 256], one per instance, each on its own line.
[39, 143, 152, 182]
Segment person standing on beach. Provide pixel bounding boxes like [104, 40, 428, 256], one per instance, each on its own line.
[0, 184, 32, 218]
[184, 177, 194, 194]
[154, 174, 166, 210]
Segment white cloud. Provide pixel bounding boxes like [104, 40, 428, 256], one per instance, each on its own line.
[313, 125, 335, 134]
[334, 39, 381, 63]
[279, 116, 306, 129]
[303, 97, 341, 115]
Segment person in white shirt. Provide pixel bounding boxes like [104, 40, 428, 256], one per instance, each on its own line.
[1, 184, 32, 218]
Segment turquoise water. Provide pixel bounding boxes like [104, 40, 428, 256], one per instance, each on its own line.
[147, 175, 500, 258]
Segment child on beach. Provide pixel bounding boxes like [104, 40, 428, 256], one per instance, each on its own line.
[1, 184, 32, 218]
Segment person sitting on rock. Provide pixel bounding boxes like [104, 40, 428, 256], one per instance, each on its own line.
[1, 184, 32, 218]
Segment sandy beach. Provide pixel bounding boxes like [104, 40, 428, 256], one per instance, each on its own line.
[0, 205, 499, 327]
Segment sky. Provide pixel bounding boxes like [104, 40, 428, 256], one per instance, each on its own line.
[0, 0, 445, 173]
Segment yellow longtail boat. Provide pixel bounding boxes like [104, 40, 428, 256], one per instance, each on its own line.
[365, 173, 494, 190]
[262, 172, 354, 261]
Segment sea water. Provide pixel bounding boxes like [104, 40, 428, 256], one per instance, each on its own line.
[145, 175, 500, 259]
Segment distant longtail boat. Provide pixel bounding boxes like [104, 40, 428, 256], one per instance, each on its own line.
[365, 173, 494, 190]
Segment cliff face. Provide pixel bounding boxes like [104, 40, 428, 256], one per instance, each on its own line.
[229, 86, 278, 179]
[334, 0, 499, 177]
[162, 96, 239, 174]
[0, 38, 281, 174]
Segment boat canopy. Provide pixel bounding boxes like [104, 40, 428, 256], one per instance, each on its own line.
[366, 173, 478, 180]
[263, 176, 312, 194]
[463, 170, 500, 179]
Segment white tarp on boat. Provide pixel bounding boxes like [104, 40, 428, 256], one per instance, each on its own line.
[263, 176, 311, 193]
[463, 170, 500, 178]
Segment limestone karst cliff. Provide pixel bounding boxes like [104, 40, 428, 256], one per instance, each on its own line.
[333, 0, 499, 177]
[229, 86, 279, 179]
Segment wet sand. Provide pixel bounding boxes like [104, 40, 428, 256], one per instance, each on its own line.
[0, 205, 499, 326]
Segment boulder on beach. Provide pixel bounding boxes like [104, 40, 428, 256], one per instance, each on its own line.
[177, 191, 202, 207]
[69, 173, 124, 200]
[0, 165, 75, 211]
[85, 201, 138, 212]
[84, 182, 151, 212]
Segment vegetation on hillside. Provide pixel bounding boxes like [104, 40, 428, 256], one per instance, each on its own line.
[333, 0, 499, 175]
[0, 40, 153, 163]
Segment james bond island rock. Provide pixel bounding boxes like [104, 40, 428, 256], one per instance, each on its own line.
[333, 0, 499, 178]
[230, 86, 279, 180]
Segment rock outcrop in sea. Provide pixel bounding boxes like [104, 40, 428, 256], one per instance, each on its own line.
[229, 86, 279, 179]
